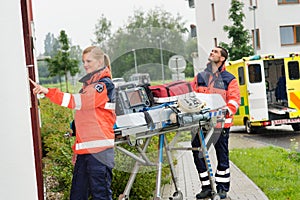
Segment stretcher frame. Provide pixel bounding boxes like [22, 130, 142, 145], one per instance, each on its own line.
[114, 107, 226, 200]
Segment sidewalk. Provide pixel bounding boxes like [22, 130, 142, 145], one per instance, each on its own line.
[161, 134, 269, 200]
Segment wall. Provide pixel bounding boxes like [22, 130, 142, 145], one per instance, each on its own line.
[0, 0, 38, 199]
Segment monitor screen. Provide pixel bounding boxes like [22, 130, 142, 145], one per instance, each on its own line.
[126, 90, 143, 107]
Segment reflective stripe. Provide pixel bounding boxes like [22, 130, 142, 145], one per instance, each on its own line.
[215, 177, 230, 183]
[225, 118, 232, 123]
[228, 99, 239, 110]
[216, 169, 230, 176]
[201, 180, 210, 186]
[76, 139, 114, 150]
[61, 93, 71, 107]
[199, 171, 209, 178]
[73, 94, 82, 110]
[226, 107, 233, 116]
[105, 102, 115, 110]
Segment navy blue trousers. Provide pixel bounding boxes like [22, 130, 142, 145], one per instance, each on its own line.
[70, 153, 113, 200]
[191, 128, 230, 192]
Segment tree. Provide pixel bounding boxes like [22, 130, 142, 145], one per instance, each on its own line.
[44, 32, 59, 57]
[46, 30, 80, 92]
[220, 0, 254, 61]
[92, 14, 112, 48]
[93, 8, 190, 80]
[184, 37, 198, 77]
[37, 33, 60, 84]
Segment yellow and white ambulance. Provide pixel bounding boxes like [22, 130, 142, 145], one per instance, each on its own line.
[226, 53, 300, 133]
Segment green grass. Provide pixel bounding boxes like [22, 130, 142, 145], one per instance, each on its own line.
[230, 146, 300, 200]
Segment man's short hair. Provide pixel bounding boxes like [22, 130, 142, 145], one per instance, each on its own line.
[217, 46, 228, 61]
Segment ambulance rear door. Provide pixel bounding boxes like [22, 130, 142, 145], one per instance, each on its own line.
[245, 60, 269, 121]
[284, 57, 300, 118]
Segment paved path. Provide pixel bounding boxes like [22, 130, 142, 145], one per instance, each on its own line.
[161, 134, 270, 200]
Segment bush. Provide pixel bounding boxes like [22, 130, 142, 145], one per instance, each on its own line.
[39, 98, 74, 199]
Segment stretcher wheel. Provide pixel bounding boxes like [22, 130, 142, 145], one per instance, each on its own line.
[169, 191, 183, 200]
[212, 194, 221, 200]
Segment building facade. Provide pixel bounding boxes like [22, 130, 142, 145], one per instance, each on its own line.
[192, 0, 300, 72]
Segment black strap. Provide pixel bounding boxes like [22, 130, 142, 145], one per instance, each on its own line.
[143, 111, 155, 129]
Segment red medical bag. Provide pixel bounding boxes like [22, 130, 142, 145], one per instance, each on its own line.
[149, 80, 193, 98]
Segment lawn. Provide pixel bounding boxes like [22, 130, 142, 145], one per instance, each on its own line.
[230, 146, 300, 200]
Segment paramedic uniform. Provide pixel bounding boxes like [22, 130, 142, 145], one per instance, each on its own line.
[45, 66, 116, 200]
[191, 63, 240, 192]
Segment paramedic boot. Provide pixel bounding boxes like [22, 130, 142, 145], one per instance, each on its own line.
[196, 188, 212, 199]
[217, 189, 227, 199]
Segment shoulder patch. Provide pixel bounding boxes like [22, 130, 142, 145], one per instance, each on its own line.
[95, 83, 104, 93]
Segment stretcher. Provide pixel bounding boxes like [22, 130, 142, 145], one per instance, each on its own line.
[114, 93, 227, 200]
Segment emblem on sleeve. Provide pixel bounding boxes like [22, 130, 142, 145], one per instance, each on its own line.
[95, 83, 104, 93]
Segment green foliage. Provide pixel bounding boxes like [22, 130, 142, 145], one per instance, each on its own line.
[44, 32, 59, 57]
[111, 48, 177, 80]
[112, 144, 158, 199]
[220, 0, 254, 61]
[184, 38, 198, 77]
[45, 30, 80, 92]
[40, 98, 74, 199]
[112, 134, 176, 199]
[92, 14, 112, 46]
[230, 146, 300, 200]
[93, 8, 193, 80]
[40, 8, 196, 84]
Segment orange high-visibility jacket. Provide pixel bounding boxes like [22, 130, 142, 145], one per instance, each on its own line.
[46, 67, 116, 154]
[192, 63, 240, 128]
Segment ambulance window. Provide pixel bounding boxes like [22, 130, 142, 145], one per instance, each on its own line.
[288, 61, 299, 80]
[248, 64, 262, 83]
[238, 67, 245, 85]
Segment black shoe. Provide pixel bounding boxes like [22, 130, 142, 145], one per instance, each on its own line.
[196, 189, 212, 199]
[217, 189, 227, 199]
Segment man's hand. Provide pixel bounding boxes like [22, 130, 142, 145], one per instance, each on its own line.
[29, 78, 49, 95]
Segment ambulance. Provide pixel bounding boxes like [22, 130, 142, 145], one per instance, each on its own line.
[226, 53, 300, 133]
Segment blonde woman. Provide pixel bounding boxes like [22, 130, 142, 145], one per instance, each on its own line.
[31, 46, 115, 200]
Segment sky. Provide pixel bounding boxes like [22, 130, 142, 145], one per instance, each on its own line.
[32, 0, 196, 55]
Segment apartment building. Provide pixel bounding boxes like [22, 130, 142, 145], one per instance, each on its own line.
[191, 0, 300, 71]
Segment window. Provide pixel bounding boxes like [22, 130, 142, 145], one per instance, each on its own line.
[238, 67, 245, 85]
[251, 29, 261, 49]
[280, 25, 300, 45]
[211, 3, 215, 21]
[248, 64, 262, 83]
[190, 24, 197, 38]
[288, 61, 300, 80]
[278, 0, 300, 4]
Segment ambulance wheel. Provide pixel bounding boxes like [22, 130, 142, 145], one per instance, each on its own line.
[245, 120, 257, 134]
[291, 123, 300, 131]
